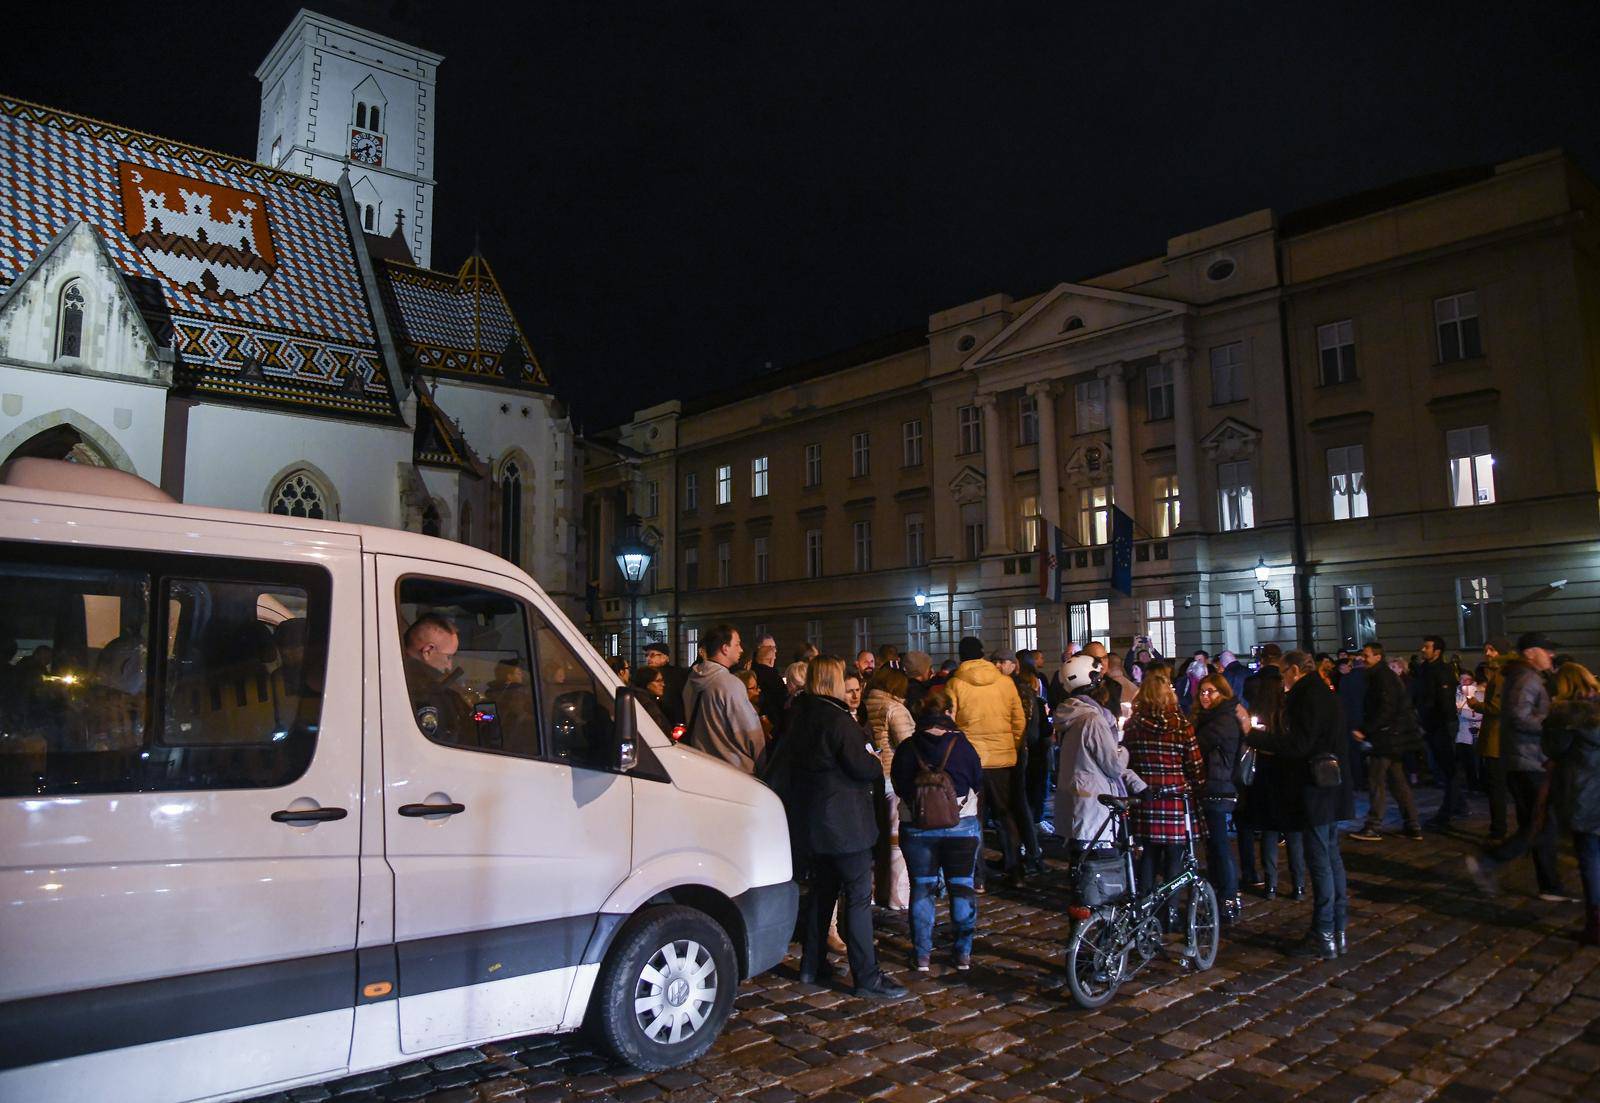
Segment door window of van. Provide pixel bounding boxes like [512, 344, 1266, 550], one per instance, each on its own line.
[396, 577, 615, 770]
[0, 543, 330, 797]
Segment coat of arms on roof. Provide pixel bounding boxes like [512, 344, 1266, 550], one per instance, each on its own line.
[117, 162, 276, 302]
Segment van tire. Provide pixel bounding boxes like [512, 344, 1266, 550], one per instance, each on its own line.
[591, 905, 738, 1071]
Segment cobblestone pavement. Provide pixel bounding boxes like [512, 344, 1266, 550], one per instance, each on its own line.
[254, 797, 1600, 1103]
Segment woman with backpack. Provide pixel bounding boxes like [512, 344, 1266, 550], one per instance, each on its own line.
[889, 687, 984, 972]
[1191, 672, 1250, 924]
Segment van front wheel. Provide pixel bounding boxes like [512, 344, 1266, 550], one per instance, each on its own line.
[592, 905, 738, 1070]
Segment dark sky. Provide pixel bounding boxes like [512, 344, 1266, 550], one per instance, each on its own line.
[9, 2, 1599, 429]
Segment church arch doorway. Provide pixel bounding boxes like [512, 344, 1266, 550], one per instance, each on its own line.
[0, 412, 134, 474]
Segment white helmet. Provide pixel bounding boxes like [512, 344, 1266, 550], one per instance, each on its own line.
[1060, 653, 1103, 693]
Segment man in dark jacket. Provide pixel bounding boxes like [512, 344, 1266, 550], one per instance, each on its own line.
[1247, 650, 1353, 960]
[1414, 635, 1463, 827]
[750, 634, 787, 732]
[1349, 642, 1424, 841]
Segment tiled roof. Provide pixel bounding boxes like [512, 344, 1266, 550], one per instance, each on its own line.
[0, 96, 402, 422]
[413, 379, 485, 476]
[377, 254, 550, 391]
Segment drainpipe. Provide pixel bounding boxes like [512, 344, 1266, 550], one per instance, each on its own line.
[1274, 238, 1314, 651]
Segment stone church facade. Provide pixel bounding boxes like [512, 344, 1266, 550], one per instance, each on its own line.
[0, 10, 580, 617]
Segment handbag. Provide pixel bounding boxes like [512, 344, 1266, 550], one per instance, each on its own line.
[1310, 751, 1342, 789]
[1072, 849, 1130, 907]
[1233, 743, 1257, 788]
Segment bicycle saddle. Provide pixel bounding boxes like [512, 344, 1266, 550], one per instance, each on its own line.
[1097, 794, 1130, 810]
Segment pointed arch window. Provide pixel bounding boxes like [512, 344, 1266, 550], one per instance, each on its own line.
[356, 103, 368, 130]
[459, 501, 473, 545]
[57, 280, 84, 359]
[499, 461, 523, 564]
[363, 205, 376, 231]
[421, 501, 442, 537]
[270, 470, 328, 520]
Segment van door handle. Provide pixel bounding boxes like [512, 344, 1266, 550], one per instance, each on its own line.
[271, 806, 349, 824]
[398, 802, 466, 818]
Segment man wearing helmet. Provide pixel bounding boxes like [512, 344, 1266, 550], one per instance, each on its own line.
[1053, 652, 1147, 855]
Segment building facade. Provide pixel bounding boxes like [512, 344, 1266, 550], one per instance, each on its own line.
[0, 11, 581, 618]
[583, 152, 1600, 668]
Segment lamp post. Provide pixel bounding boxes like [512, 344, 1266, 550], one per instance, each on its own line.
[612, 514, 654, 669]
[912, 588, 941, 649]
[1254, 555, 1282, 614]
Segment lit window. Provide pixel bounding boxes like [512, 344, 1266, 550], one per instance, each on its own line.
[753, 536, 769, 583]
[715, 464, 732, 505]
[805, 529, 823, 578]
[907, 613, 928, 653]
[851, 432, 870, 477]
[1220, 591, 1256, 655]
[1011, 607, 1038, 653]
[905, 512, 926, 566]
[1446, 426, 1495, 507]
[1144, 598, 1176, 657]
[1152, 475, 1181, 538]
[1018, 494, 1040, 552]
[1217, 461, 1254, 531]
[961, 502, 985, 559]
[1018, 394, 1039, 445]
[644, 480, 659, 518]
[270, 470, 329, 520]
[716, 541, 731, 587]
[1337, 584, 1377, 650]
[1457, 576, 1504, 649]
[902, 419, 924, 467]
[1080, 485, 1112, 545]
[683, 626, 700, 660]
[56, 279, 84, 359]
[1075, 379, 1107, 432]
[1436, 292, 1482, 362]
[1317, 320, 1357, 385]
[852, 520, 872, 572]
[1210, 342, 1247, 404]
[804, 443, 822, 487]
[1327, 445, 1368, 520]
[853, 617, 871, 654]
[498, 460, 523, 563]
[957, 405, 982, 454]
[682, 546, 699, 591]
[683, 472, 698, 511]
[751, 456, 769, 498]
[1067, 599, 1111, 651]
[1146, 363, 1173, 420]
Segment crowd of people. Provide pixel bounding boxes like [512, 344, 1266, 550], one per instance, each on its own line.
[613, 622, 1600, 996]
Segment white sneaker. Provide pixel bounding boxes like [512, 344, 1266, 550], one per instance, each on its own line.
[1538, 891, 1573, 903]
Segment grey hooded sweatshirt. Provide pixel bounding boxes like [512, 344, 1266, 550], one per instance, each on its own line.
[682, 659, 767, 774]
[1053, 693, 1147, 846]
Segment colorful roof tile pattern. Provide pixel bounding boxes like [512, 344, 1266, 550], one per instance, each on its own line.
[413, 379, 486, 476]
[0, 96, 402, 421]
[378, 254, 550, 391]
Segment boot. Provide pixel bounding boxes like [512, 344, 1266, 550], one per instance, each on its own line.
[1289, 930, 1337, 961]
[1335, 928, 1348, 957]
[1221, 897, 1241, 926]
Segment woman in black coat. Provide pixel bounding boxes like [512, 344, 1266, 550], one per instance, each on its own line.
[1191, 672, 1248, 923]
[1237, 669, 1308, 899]
[780, 656, 906, 999]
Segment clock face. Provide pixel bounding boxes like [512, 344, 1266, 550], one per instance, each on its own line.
[349, 129, 384, 167]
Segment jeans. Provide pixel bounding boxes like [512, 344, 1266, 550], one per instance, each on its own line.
[800, 848, 880, 985]
[1483, 752, 1509, 838]
[1365, 755, 1420, 832]
[976, 766, 1022, 885]
[1237, 828, 1305, 891]
[1201, 801, 1239, 902]
[1490, 770, 1564, 894]
[900, 816, 981, 958]
[1303, 821, 1349, 935]
[1136, 841, 1186, 897]
[1426, 731, 1464, 822]
[1574, 832, 1600, 914]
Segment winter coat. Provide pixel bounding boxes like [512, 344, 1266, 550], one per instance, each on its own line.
[1499, 657, 1551, 773]
[1474, 654, 1509, 758]
[1123, 708, 1205, 843]
[1361, 662, 1423, 757]
[1053, 694, 1147, 846]
[1411, 658, 1457, 739]
[945, 658, 1026, 769]
[752, 660, 787, 731]
[889, 716, 983, 818]
[864, 688, 915, 779]
[1248, 672, 1352, 829]
[682, 659, 768, 774]
[1221, 660, 1250, 702]
[1544, 696, 1600, 834]
[1193, 699, 1244, 799]
[777, 692, 881, 855]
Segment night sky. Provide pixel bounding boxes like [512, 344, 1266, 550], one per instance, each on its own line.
[9, 1, 1598, 429]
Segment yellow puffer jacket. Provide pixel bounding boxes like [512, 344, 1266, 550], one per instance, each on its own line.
[946, 659, 1026, 768]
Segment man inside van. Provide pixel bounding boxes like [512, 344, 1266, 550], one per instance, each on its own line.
[403, 614, 470, 743]
[683, 623, 767, 774]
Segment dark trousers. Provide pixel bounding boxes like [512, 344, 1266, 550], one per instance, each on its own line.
[800, 848, 880, 985]
[1238, 828, 1306, 891]
[1574, 832, 1600, 915]
[1303, 822, 1349, 935]
[1136, 840, 1186, 897]
[1483, 752, 1509, 838]
[1490, 770, 1564, 895]
[1201, 802, 1240, 902]
[1365, 755, 1420, 832]
[1024, 735, 1050, 826]
[1009, 750, 1042, 862]
[976, 766, 1022, 885]
[1426, 730, 1468, 823]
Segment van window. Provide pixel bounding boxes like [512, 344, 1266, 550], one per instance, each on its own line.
[0, 543, 329, 797]
[531, 614, 614, 771]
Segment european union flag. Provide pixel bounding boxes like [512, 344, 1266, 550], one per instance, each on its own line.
[1110, 506, 1134, 596]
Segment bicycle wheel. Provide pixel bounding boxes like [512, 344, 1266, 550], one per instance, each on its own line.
[1185, 879, 1220, 970]
[1065, 911, 1128, 1008]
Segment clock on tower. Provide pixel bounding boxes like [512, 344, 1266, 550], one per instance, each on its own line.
[349, 129, 384, 167]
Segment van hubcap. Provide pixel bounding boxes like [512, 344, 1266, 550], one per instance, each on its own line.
[634, 938, 716, 1045]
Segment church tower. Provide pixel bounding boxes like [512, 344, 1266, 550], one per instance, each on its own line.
[255, 8, 443, 267]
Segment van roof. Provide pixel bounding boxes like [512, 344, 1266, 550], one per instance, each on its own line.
[0, 459, 530, 581]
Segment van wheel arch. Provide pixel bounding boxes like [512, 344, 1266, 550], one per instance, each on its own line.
[639, 886, 748, 977]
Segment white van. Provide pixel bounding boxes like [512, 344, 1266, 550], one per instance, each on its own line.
[0, 460, 796, 1103]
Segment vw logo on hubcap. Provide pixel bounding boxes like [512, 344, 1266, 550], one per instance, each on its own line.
[666, 977, 691, 1006]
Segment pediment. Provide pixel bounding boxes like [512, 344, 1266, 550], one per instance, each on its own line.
[948, 464, 987, 504]
[1199, 416, 1263, 459]
[964, 282, 1189, 370]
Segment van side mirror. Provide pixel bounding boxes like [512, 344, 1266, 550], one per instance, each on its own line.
[613, 685, 639, 772]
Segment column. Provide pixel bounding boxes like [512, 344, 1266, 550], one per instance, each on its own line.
[1027, 379, 1062, 529]
[1097, 362, 1133, 517]
[1162, 347, 1199, 533]
[976, 392, 1007, 555]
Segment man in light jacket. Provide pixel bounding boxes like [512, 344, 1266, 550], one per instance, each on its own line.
[682, 623, 767, 774]
[1053, 653, 1146, 854]
[946, 636, 1027, 889]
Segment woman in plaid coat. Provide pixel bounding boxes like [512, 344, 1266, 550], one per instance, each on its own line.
[1123, 669, 1206, 901]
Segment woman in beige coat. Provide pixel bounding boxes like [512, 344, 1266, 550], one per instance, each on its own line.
[865, 666, 915, 908]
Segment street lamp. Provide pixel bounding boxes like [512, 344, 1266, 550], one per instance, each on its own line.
[1254, 555, 1282, 614]
[612, 514, 654, 668]
[912, 588, 941, 631]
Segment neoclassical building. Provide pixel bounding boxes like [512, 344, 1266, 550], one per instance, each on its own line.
[0, 10, 580, 616]
[583, 151, 1600, 668]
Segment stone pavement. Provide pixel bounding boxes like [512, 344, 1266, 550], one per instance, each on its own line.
[254, 799, 1600, 1103]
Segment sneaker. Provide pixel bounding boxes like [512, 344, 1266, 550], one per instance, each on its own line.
[1348, 828, 1383, 842]
[913, 954, 930, 972]
[1538, 891, 1574, 903]
[954, 952, 971, 971]
[1405, 827, 1425, 841]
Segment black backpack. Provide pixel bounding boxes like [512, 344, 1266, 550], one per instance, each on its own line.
[911, 737, 962, 830]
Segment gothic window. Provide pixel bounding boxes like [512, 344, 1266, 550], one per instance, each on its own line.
[356, 103, 367, 130]
[499, 460, 524, 564]
[369, 106, 380, 132]
[459, 501, 472, 545]
[57, 280, 84, 359]
[270, 471, 329, 520]
[363, 205, 376, 231]
[421, 501, 442, 538]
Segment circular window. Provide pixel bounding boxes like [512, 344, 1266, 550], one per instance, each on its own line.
[956, 334, 976, 353]
[1206, 258, 1236, 282]
[1062, 316, 1085, 333]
